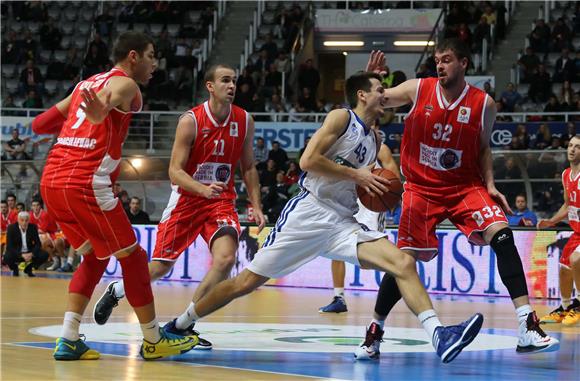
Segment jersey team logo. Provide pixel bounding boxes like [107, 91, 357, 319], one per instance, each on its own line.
[457, 106, 471, 124]
[439, 149, 460, 169]
[230, 122, 238, 137]
[216, 164, 231, 182]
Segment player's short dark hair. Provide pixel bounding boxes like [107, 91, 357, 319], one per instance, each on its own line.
[204, 64, 235, 82]
[112, 31, 154, 64]
[435, 38, 472, 69]
[130, 196, 141, 203]
[515, 193, 527, 201]
[345, 71, 383, 109]
[6, 194, 16, 200]
[0, 200, 6, 204]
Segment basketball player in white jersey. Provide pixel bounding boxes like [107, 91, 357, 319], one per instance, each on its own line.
[319, 121, 400, 313]
[168, 71, 485, 364]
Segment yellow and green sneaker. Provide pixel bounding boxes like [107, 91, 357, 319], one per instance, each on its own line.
[139, 329, 198, 360]
[53, 337, 100, 360]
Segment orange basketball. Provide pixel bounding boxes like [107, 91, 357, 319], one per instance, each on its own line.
[356, 168, 403, 212]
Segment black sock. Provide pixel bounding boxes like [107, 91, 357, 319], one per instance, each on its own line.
[374, 272, 402, 317]
[490, 228, 529, 300]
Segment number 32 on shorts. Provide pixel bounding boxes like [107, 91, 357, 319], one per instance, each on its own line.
[472, 206, 503, 227]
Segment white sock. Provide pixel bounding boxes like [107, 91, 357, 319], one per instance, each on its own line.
[61, 311, 82, 341]
[561, 297, 571, 309]
[67, 255, 74, 265]
[418, 309, 442, 346]
[371, 318, 385, 330]
[516, 304, 533, 324]
[175, 302, 198, 330]
[140, 318, 161, 343]
[113, 281, 125, 298]
[334, 288, 344, 298]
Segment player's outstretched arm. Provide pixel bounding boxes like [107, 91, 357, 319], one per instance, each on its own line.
[168, 114, 226, 198]
[240, 116, 266, 232]
[365, 50, 419, 108]
[31, 93, 73, 135]
[479, 97, 513, 214]
[299, 109, 389, 196]
[538, 177, 569, 229]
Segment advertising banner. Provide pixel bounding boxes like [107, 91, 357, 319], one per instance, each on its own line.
[1, 115, 52, 142]
[104, 225, 571, 299]
[254, 122, 318, 151]
[315, 9, 442, 33]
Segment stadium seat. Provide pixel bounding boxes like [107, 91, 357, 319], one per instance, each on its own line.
[132, 23, 147, 33]
[45, 80, 59, 96]
[77, 23, 91, 36]
[5, 78, 19, 94]
[27, 22, 40, 34]
[167, 24, 180, 37]
[37, 64, 48, 78]
[149, 24, 163, 37]
[61, 80, 73, 93]
[39, 50, 53, 64]
[117, 23, 129, 33]
[60, 36, 72, 49]
[53, 50, 67, 62]
[64, 8, 77, 22]
[2, 64, 16, 79]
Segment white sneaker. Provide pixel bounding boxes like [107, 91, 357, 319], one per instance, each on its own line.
[354, 322, 383, 360]
[516, 311, 560, 354]
[47, 258, 61, 271]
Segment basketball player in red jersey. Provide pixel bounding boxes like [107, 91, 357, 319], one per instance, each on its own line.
[354, 38, 558, 360]
[1, 199, 16, 254]
[29, 199, 61, 265]
[94, 63, 266, 348]
[31, 31, 197, 361]
[537, 136, 580, 326]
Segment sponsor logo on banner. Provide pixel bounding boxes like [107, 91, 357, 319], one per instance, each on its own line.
[104, 225, 569, 299]
[457, 106, 471, 124]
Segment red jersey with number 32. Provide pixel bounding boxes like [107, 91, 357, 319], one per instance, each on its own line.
[179, 101, 248, 200]
[41, 68, 142, 189]
[562, 168, 580, 232]
[401, 78, 489, 194]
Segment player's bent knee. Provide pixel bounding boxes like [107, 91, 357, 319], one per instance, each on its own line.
[113, 242, 139, 259]
[149, 260, 173, 280]
[212, 251, 236, 272]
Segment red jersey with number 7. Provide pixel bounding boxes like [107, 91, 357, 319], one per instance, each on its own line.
[400, 77, 489, 195]
[177, 101, 248, 200]
[562, 168, 580, 233]
[41, 68, 142, 189]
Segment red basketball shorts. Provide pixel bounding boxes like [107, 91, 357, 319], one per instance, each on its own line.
[41, 186, 137, 259]
[397, 184, 508, 261]
[561, 232, 580, 268]
[152, 194, 240, 262]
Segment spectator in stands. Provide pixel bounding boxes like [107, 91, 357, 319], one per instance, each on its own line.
[156, 29, 174, 62]
[456, 23, 472, 48]
[2, 129, 29, 160]
[21, 90, 43, 109]
[472, 16, 490, 52]
[552, 17, 572, 52]
[234, 82, 254, 111]
[518, 47, 541, 83]
[254, 137, 268, 171]
[554, 48, 575, 83]
[16, 202, 25, 213]
[24, 1, 47, 22]
[61, 47, 81, 80]
[510, 124, 530, 150]
[268, 141, 289, 171]
[3, 95, 17, 108]
[266, 93, 287, 117]
[254, 49, 273, 78]
[88, 33, 108, 62]
[528, 64, 552, 103]
[94, 6, 115, 38]
[481, 4, 496, 25]
[19, 59, 43, 96]
[544, 95, 563, 120]
[496, 157, 521, 179]
[416, 63, 436, 78]
[499, 82, 522, 112]
[117, 190, 130, 211]
[483, 81, 495, 99]
[274, 51, 291, 76]
[539, 136, 567, 165]
[83, 44, 109, 78]
[288, 102, 307, 122]
[126, 197, 150, 224]
[173, 63, 194, 104]
[534, 123, 552, 149]
[495, 100, 512, 121]
[262, 63, 282, 98]
[285, 161, 300, 185]
[2, 30, 21, 64]
[237, 67, 256, 96]
[563, 122, 577, 145]
[3, 211, 49, 277]
[298, 59, 321, 97]
[39, 17, 62, 51]
[507, 194, 538, 227]
[529, 19, 551, 55]
[262, 34, 279, 61]
[298, 87, 316, 112]
[259, 159, 277, 188]
[314, 99, 329, 113]
[20, 30, 38, 62]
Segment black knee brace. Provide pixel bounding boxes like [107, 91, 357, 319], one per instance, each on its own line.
[374, 272, 402, 317]
[490, 227, 528, 299]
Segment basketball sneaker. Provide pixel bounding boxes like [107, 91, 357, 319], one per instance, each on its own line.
[540, 306, 567, 324]
[354, 322, 383, 360]
[139, 329, 199, 360]
[562, 307, 580, 326]
[319, 296, 348, 313]
[516, 311, 560, 353]
[434, 313, 484, 364]
[93, 281, 122, 325]
[53, 336, 100, 360]
[163, 318, 213, 350]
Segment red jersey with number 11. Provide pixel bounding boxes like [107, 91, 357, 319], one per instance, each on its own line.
[41, 68, 142, 190]
[178, 101, 248, 200]
[401, 78, 489, 195]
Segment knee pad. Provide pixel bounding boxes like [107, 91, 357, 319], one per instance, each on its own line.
[68, 252, 108, 298]
[118, 246, 153, 307]
[490, 227, 528, 299]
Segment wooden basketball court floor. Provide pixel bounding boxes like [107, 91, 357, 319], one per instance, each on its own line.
[1, 272, 578, 381]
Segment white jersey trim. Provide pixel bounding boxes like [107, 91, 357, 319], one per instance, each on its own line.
[480, 94, 490, 142]
[160, 184, 181, 223]
[204, 101, 232, 127]
[436, 81, 470, 110]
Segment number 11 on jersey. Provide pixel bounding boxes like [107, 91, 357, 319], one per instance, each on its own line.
[213, 139, 225, 156]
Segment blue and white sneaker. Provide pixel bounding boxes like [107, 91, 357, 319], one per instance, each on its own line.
[319, 296, 348, 313]
[163, 318, 213, 350]
[434, 313, 484, 364]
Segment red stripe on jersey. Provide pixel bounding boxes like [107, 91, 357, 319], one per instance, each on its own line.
[401, 78, 488, 195]
[178, 101, 248, 201]
[41, 68, 140, 189]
